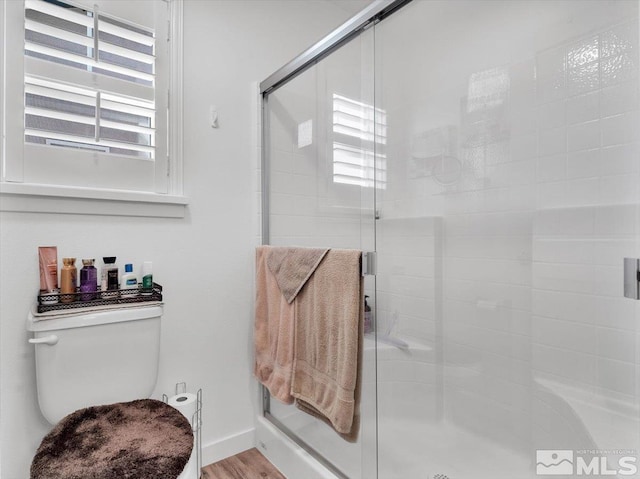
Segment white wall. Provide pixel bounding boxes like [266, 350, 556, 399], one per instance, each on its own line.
[0, 1, 369, 476]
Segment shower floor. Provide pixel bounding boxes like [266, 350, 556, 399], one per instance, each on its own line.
[377, 419, 536, 479]
[289, 413, 536, 479]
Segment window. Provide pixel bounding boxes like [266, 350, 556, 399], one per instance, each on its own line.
[2, 0, 181, 197]
[332, 93, 387, 189]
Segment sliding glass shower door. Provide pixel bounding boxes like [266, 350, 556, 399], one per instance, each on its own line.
[374, 1, 640, 478]
[262, 1, 639, 477]
[262, 26, 377, 479]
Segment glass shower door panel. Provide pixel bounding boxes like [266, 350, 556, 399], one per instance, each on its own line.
[264, 27, 376, 479]
[375, 1, 640, 478]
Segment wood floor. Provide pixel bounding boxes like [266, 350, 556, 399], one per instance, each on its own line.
[202, 448, 287, 479]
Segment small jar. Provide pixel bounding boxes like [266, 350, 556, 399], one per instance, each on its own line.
[60, 258, 77, 303]
[41, 288, 60, 305]
[80, 259, 98, 301]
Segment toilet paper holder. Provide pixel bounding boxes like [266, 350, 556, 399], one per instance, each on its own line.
[163, 382, 202, 478]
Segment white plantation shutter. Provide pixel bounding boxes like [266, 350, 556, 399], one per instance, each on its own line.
[25, 76, 155, 159]
[4, 0, 169, 193]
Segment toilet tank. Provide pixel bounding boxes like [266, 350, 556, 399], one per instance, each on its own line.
[27, 305, 162, 424]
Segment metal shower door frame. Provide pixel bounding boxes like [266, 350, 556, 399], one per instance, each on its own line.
[259, 1, 411, 477]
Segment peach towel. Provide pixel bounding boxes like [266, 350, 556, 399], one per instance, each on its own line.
[291, 249, 363, 442]
[253, 246, 329, 404]
[266, 246, 329, 303]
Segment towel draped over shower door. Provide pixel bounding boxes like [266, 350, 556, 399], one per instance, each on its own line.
[290, 248, 363, 442]
[253, 246, 363, 441]
[254, 246, 330, 404]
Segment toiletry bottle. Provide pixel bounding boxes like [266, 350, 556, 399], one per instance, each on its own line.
[38, 246, 58, 293]
[60, 258, 77, 303]
[364, 295, 372, 334]
[101, 257, 119, 297]
[141, 261, 153, 296]
[101, 257, 111, 296]
[80, 259, 98, 301]
[38, 246, 59, 303]
[120, 263, 138, 298]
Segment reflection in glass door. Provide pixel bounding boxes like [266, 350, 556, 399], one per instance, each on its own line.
[374, 1, 640, 478]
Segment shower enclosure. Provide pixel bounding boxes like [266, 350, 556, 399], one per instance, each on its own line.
[258, 1, 640, 478]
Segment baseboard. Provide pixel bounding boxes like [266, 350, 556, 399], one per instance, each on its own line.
[201, 427, 256, 467]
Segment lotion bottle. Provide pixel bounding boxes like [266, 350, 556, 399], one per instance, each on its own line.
[101, 257, 118, 298]
[364, 295, 373, 334]
[101, 257, 118, 290]
[120, 263, 138, 298]
[141, 261, 153, 296]
[79, 259, 98, 301]
[60, 258, 77, 303]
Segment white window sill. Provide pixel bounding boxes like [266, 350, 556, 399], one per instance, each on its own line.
[0, 183, 188, 218]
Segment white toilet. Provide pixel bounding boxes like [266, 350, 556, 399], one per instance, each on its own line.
[27, 305, 197, 479]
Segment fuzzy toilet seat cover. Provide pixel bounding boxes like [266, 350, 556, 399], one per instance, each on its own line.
[31, 399, 193, 479]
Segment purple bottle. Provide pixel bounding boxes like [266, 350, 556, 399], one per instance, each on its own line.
[80, 259, 98, 301]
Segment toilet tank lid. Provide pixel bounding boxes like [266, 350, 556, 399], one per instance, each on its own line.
[27, 305, 163, 332]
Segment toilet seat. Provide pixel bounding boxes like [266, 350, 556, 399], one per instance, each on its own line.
[31, 399, 193, 479]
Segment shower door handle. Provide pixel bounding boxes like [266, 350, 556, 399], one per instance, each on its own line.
[361, 251, 377, 276]
[624, 258, 640, 300]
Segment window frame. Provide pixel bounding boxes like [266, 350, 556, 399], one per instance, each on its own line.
[0, 0, 186, 217]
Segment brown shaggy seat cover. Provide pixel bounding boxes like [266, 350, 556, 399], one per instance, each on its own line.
[31, 399, 193, 479]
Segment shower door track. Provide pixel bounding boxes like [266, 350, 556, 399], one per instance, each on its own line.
[264, 409, 350, 479]
[259, 1, 412, 478]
